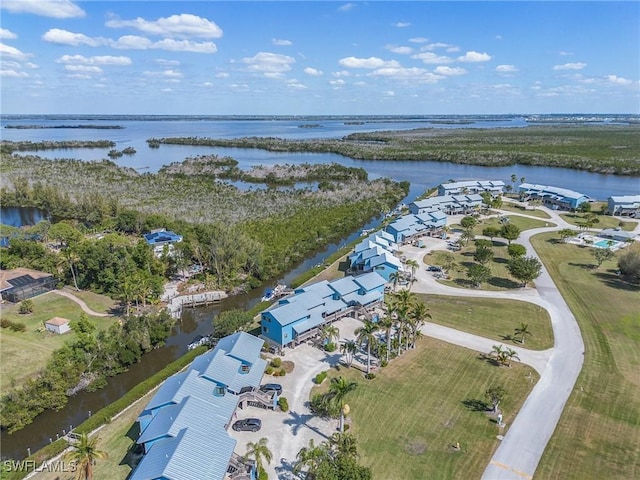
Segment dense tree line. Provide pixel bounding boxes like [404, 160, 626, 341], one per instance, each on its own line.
[0, 311, 174, 433]
[0, 140, 115, 154]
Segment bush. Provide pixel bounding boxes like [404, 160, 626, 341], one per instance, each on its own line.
[324, 342, 336, 352]
[258, 467, 268, 480]
[266, 366, 275, 375]
[18, 299, 34, 314]
[314, 371, 328, 384]
[9, 321, 26, 332]
[278, 367, 286, 377]
[380, 359, 388, 368]
[278, 396, 289, 412]
[270, 357, 282, 368]
[364, 372, 376, 380]
[1, 319, 11, 328]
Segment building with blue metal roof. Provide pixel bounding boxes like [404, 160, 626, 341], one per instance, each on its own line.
[131, 331, 266, 480]
[408, 194, 483, 216]
[607, 195, 640, 217]
[260, 272, 386, 348]
[438, 180, 505, 197]
[518, 183, 588, 211]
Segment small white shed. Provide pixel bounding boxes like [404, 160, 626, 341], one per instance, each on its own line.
[45, 317, 71, 334]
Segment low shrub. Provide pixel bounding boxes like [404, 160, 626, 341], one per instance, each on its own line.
[278, 367, 286, 377]
[278, 396, 289, 412]
[365, 372, 376, 380]
[18, 299, 34, 314]
[270, 357, 282, 368]
[265, 366, 274, 375]
[380, 359, 388, 368]
[1, 318, 12, 328]
[9, 322, 26, 332]
[324, 342, 336, 352]
[314, 371, 328, 384]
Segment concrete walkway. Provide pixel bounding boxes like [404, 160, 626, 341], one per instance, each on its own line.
[401, 207, 585, 480]
[51, 289, 111, 317]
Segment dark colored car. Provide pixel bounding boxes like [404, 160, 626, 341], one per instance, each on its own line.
[259, 383, 282, 395]
[427, 265, 442, 272]
[232, 418, 262, 432]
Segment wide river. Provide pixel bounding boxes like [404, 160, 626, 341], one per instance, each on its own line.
[0, 115, 638, 459]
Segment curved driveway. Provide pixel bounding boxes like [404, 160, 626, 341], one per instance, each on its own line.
[403, 208, 585, 480]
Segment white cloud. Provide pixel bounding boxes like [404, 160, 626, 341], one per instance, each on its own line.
[434, 66, 467, 76]
[496, 35, 503, 40]
[409, 37, 428, 43]
[144, 69, 183, 78]
[304, 67, 323, 76]
[215, 72, 229, 78]
[1, 0, 84, 19]
[386, 45, 413, 54]
[553, 62, 586, 70]
[155, 58, 180, 66]
[272, 38, 292, 46]
[370, 66, 444, 83]
[420, 42, 456, 51]
[1, 69, 29, 78]
[64, 65, 103, 74]
[42, 28, 106, 46]
[0, 43, 30, 60]
[496, 64, 519, 73]
[57, 54, 132, 66]
[605, 75, 632, 85]
[67, 74, 91, 79]
[559, 51, 573, 56]
[286, 79, 307, 89]
[458, 51, 492, 62]
[332, 70, 351, 77]
[161, 88, 174, 92]
[25, 62, 39, 69]
[337, 3, 356, 12]
[385, 90, 395, 96]
[338, 56, 400, 69]
[111, 35, 153, 50]
[264, 72, 285, 79]
[152, 39, 217, 53]
[0, 28, 17, 40]
[106, 14, 223, 39]
[354, 81, 366, 86]
[202, 82, 213, 87]
[393, 22, 411, 28]
[411, 52, 453, 64]
[242, 52, 295, 72]
[329, 79, 345, 85]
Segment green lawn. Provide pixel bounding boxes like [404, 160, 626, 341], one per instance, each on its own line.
[559, 212, 637, 231]
[472, 215, 553, 236]
[312, 338, 539, 480]
[531, 235, 640, 479]
[61, 287, 117, 314]
[29, 390, 154, 480]
[0, 292, 118, 389]
[428, 245, 524, 291]
[419, 294, 553, 350]
[495, 204, 551, 219]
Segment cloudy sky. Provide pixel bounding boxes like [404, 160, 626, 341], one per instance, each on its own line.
[1, 0, 638, 115]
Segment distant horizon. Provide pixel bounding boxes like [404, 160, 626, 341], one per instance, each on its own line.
[3, 113, 639, 118]
[1, 1, 637, 115]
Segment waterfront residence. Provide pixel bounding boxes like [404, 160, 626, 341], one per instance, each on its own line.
[349, 230, 403, 280]
[438, 179, 505, 197]
[386, 211, 448, 244]
[260, 272, 386, 349]
[408, 194, 483, 216]
[131, 331, 269, 480]
[0, 267, 56, 303]
[598, 228, 636, 243]
[518, 183, 588, 211]
[143, 228, 183, 257]
[607, 195, 640, 217]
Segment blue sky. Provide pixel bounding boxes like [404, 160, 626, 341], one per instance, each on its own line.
[1, 1, 638, 115]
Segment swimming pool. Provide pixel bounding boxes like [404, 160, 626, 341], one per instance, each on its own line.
[594, 239, 613, 248]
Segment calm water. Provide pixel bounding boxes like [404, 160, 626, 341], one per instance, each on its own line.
[1, 115, 638, 459]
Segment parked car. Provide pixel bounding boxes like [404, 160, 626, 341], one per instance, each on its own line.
[232, 418, 262, 432]
[260, 383, 283, 395]
[426, 265, 442, 272]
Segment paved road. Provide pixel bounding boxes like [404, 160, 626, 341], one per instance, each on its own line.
[402, 208, 585, 480]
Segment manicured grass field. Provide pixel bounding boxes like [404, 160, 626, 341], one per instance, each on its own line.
[61, 287, 117, 314]
[559, 212, 637, 231]
[531, 234, 640, 479]
[29, 390, 154, 480]
[495, 204, 551, 219]
[428, 244, 523, 291]
[313, 338, 539, 480]
[0, 292, 117, 388]
[419, 294, 553, 350]
[472, 215, 553, 236]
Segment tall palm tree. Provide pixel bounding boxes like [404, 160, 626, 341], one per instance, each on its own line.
[503, 348, 521, 367]
[293, 438, 328, 478]
[355, 320, 379, 374]
[409, 301, 431, 348]
[328, 376, 358, 433]
[340, 340, 357, 367]
[64, 434, 108, 480]
[405, 259, 419, 281]
[378, 314, 394, 363]
[321, 324, 340, 346]
[244, 437, 273, 476]
[388, 271, 401, 292]
[513, 323, 533, 344]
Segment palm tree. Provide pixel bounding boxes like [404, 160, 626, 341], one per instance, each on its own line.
[513, 323, 533, 344]
[503, 348, 521, 367]
[64, 434, 108, 480]
[355, 320, 379, 374]
[340, 340, 357, 367]
[293, 438, 328, 478]
[244, 437, 273, 476]
[116, 280, 135, 317]
[510, 173, 517, 190]
[321, 324, 340, 347]
[409, 301, 431, 348]
[405, 259, 419, 281]
[489, 344, 506, 365]
[378, 314, 394, 363]
[329, 432, 359, 459]
[328, 376, 358, 433]
[388, 271, 401, 292]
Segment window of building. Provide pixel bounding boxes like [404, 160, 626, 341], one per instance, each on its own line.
[214, 386, 226, 397]
[241, 364, 250, 373]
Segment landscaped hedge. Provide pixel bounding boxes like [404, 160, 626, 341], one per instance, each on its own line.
[5, 346, 207, 480]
